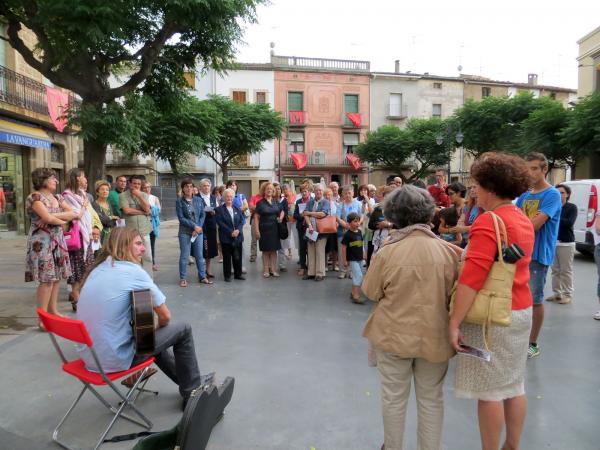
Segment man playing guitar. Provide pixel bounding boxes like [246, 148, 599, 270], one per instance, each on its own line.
[76, 227, 210, 409]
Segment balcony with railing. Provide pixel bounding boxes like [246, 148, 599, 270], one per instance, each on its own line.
[0, 64, 79, 122]
[230, 152, 260, 169]
[271, 55, 370, 73]
[287, 110, 307, 126]
[283, 151, 363, 168]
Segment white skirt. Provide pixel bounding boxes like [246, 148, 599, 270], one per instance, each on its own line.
[455, 307, 532, 401]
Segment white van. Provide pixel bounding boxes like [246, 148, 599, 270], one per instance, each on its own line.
[562, 180, 600, 255]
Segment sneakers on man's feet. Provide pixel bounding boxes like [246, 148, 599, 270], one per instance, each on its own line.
[527, 343, 540, 359]
[593, 310, 600, 320]
[558, 296, 572, 304]
[545, 294, 561, 302]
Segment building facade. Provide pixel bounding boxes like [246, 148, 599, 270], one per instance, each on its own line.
[0, 26, 81, 236]
[273, 55, 370, 190]
[190, 65, 276, 199]
[575, 26, 600, 179]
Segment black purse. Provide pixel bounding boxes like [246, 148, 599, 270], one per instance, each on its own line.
[278, 219, 289, 240]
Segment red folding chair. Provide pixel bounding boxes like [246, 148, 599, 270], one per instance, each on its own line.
[38, 308, 155, 450]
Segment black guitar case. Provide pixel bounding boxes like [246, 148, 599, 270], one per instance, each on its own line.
[130, 377, 234, 450]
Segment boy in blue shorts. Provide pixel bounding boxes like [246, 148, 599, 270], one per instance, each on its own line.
[516, 152, 561, 358]
[341, 212, 364, 304]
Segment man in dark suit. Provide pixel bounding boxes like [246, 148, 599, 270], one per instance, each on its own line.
[215, 188, 246, 282]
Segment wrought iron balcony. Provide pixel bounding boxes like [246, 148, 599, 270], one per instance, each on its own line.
[283, 151, 363, 167]
[0, 64, 79, 119]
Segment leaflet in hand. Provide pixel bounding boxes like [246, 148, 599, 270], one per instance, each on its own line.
[190, 235, 198, 243]
[457, 344, 491, 362]
[298, 203, 307, 214]
[204, 206, 214, 213]
[115, 219, 126, 228]
[305, 228, 319, 242]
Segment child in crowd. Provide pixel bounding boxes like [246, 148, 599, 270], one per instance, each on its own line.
[341, 212, 364, 304]
[91, 227, 102, 258]
[438, 206, 462, 246]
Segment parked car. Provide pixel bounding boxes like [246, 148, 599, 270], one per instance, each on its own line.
[562, 180, 600, 256]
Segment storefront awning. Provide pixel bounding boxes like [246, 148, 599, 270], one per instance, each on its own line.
[0, 118, 52, 149]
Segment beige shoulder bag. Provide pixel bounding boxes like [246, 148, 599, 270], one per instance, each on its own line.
[450, 211, 515, 349]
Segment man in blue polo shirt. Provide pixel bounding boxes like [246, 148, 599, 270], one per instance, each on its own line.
[516, 152, 561, 358]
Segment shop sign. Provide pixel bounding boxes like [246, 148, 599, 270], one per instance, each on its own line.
[0, 131, 51, 149]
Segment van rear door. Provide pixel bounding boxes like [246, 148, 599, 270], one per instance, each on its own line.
[565, 181, 592, 244]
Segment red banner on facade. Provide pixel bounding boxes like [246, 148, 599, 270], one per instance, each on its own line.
[345, 112, 361, 127]
[289, 110, 305, 125]
[346, 153, 362, 170]
[290, 152, 308, 170]
[45, 87, 69, 132]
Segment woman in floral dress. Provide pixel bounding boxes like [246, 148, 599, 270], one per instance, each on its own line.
[25, 168, 79, 329]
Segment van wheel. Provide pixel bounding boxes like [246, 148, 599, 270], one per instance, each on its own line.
[576, 243, 594, 258]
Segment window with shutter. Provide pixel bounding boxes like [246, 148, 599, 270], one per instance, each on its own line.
[344, 94, 359, 125]
[389, 93, 402, 117]
[288, 92, 303, 111]
[255, 91, 267, 104]
[232, 91, 246, 104]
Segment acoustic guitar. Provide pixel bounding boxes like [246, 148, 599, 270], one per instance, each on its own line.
[131, 289, 155, 355]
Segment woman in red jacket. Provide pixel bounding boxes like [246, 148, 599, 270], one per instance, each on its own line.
[449, 153, 534, 450]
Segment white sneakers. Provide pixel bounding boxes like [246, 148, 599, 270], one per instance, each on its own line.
[593, 310, 600, 321]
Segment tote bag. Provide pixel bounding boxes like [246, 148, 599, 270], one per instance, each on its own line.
[64, 220, 82, 252]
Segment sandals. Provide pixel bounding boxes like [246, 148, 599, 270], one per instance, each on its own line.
[68, 293, 78, 312]
[179, 279, 188, 287]
[263, 272, 270, 278]
[200, 278, 214, 285]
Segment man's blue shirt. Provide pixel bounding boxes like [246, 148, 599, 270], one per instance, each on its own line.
[77, 257, 166, 372]
[516, 186, 561, 266]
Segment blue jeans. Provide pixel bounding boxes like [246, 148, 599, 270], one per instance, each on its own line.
[595, 244, 600, 298]
[179, 233, 206, 281]
[349, 260, 363, 287]
[529, 260, 549, 305]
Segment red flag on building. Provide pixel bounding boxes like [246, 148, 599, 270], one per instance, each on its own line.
[289, 110, 305, 125]
[345, 112, 361, 127]
[290, 152, 308, 170]
[45, 87, 69, 132]
[346, 153, 361, 170]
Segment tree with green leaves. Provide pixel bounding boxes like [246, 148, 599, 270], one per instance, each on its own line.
[0, 0, 263, 185]
[519, 98, 572, 170]
[560, 92, 600, 170]
[199, 96, 285, 183]
[356, 118, 454, 182]
[452, 93, 544, 157]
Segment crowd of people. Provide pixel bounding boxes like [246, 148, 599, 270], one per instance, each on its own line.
[23, 150, 597, 449]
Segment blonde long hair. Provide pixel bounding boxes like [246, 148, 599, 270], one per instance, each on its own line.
[81, 227, 142, 287]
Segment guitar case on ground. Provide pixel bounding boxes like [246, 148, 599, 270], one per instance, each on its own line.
[125, 377, 235, 450]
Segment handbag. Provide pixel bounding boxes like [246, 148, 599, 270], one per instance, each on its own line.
[278, 220, 289, 240]
[449, 211, 515, 350]
[316, 215, 337, 234]
[63, 220, 82, 251]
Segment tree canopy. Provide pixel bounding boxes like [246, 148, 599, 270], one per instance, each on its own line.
[560, 92, 600, 165]
[199, 96, 285, 182]
[356, 118, 454, 181]
[0, 0, 264, 184]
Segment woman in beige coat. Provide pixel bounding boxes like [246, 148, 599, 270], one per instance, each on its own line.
[362, 185, 461, 450]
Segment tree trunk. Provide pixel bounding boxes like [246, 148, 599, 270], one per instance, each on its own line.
[83, 137, 107, 189]
[221, 162, 228, 183]
[80, 99, 107, 188]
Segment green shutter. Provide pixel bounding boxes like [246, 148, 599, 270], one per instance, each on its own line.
[288, 92, 303, 111]
[344, 94, 358, 113]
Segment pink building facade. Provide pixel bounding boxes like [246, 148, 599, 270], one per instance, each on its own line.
[273, 62, 370, 190]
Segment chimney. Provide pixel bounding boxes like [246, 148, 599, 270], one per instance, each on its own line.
[394, 60, 400, 73]
[528, 73, 538, 86]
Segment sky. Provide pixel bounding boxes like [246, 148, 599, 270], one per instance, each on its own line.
[235, 0, 600, 89]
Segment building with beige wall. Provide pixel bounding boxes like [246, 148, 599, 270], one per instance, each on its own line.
[574, 26, 600, 179]
[273, 55, 370, 190]
[0, 26, 81, 235]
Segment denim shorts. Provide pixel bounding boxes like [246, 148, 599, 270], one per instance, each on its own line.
[349, 260, 363, 287]
[529, 260, 549, 305]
